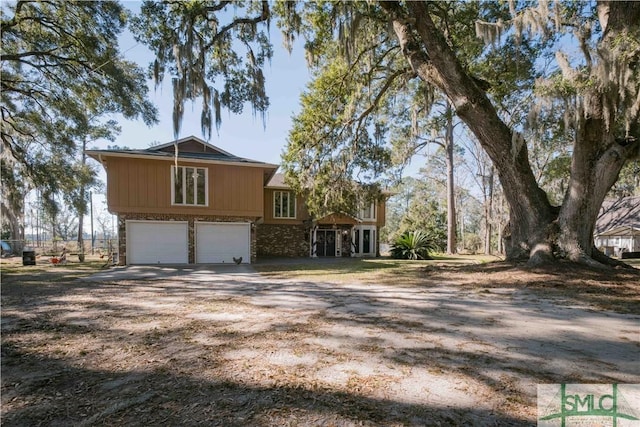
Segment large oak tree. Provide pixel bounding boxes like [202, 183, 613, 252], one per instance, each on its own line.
[377, 1, 639, 266]
[282, 1, 639, 266]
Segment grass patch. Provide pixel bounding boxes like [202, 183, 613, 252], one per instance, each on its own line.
[427, 260, 640, 314]
[255, 256, 639, 313]
[254, 254, 501, 284]
[1, 255, 106, 285]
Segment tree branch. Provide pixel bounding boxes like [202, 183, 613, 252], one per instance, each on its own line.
[204, 1, 270, 50]
[348, 67, 409, 128]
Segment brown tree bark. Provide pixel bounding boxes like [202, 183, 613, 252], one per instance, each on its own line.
[380, 1, 640, 266]
[484, 168, 494, 255]
[444, 101, 457, 254]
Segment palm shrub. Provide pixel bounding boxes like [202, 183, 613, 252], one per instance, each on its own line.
[390, 230, 435, 260]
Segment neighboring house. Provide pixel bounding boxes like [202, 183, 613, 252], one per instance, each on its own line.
[87, 136, 387, 265]
[594, 196, 640, 256]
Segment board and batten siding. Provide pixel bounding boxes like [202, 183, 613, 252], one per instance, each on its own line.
[262, 188, 310, 225]
[376, 200, 386, 228]
[106, 157, 264, 217]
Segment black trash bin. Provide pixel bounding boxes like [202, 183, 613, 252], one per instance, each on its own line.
[22, 250, 36, 266]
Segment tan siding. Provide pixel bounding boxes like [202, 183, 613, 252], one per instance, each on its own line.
[140, 165, 148, 207]
[262, 189, 309, 225]
[105, 157, 265, 217]
[225, 167, 234, 209]
[119, 162, 128, 208]
[147, 165, 156, 207]
[377, 200, 386, 227]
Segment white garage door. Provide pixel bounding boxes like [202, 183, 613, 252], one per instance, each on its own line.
[127, 221, 188, 264]
[196, 222, 250, 264]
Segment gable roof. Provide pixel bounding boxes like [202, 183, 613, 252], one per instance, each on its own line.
[149, 136, 234, 156]
[316, 212, 361, 225]
[86, 136, 279, 169]
[266, 173, 395, 197]
[597, 225, 640, 237]
[265, 172, 290, 189]
[595, 196, 640, 235]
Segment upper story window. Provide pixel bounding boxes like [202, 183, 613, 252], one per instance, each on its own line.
[358, 202, 376, 220]
[274, 191, 296, 219]
[172, 166, 207, 206]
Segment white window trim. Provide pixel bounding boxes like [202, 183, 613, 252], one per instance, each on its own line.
[171, 165, 209, 207]
[358, 202, 376, 221]
[352, 225, 377, 256]
[273, 190, 297, 219]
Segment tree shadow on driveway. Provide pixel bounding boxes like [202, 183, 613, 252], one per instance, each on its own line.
[2, 342, 529, 426]
[2, 264, 639, 425]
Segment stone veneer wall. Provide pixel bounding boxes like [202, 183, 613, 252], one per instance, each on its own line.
[117, 213, 257, 265]
[256, 223, 309, 257]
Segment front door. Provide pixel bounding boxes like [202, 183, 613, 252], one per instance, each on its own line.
[353, 225, 377, 257]
[316, 229, 336, 257]
[363, 229, 371, 254]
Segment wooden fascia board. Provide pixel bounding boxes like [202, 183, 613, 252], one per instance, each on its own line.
[150, 136, 236, 157]
[85, 150, 279, 170]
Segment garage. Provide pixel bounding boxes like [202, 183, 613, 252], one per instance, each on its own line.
[196, 222, 250, 264]
[127, 221, 188, 264]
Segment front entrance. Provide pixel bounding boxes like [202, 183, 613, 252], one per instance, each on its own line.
[353, 225, 377, 257]
[315, 229, 336, 257]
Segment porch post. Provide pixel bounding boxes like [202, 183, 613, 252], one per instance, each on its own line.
[350, 226, 355, 257]
[311, 226, 318, 258]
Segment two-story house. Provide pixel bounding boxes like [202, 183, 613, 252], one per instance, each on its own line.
[87, 136, 386, 265]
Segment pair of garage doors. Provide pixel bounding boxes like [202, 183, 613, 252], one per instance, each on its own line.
[126, 221, 250, 265]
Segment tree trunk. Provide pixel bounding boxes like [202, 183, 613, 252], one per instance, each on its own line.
[484, 167, 494, 255]
[77, 203, 85, 261]
[381, 1, 640, 266]
[444, 101, 457, 254]
[77, 139, 87, 262]
[556, 93, 637, 265]
[1, 201, 24, 253]
[384, 1, 553, 262]
[458, 194, 465, 252]
[497, 219, 503, 255]
[552, 2, 640, 266]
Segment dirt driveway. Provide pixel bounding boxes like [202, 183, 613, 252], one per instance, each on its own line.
[2, 262, 639, 426]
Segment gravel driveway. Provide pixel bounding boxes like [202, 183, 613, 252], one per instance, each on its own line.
[2, 265, 639, 426]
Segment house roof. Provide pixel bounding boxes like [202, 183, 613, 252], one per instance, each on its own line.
[266, 173, 395, 196]
[86, 136, 278, 169]
[595, 196, 640, 236]
[316, 212, 362, 226]
[597, 226, 640, 237]
[265, 173, 290, 189]
[86, 136, 279, 184]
